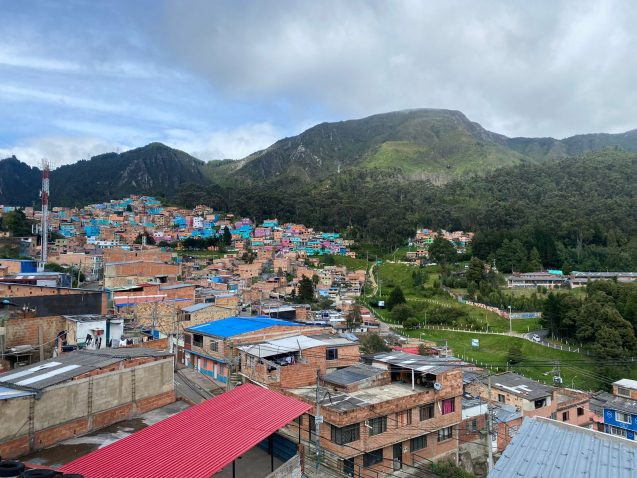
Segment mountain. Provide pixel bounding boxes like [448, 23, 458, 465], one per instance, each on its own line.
[208, 109, 637, 184]
[0, 143, 208, 206]
[0, 156, 41, 206]
[3, 109, 637, 207]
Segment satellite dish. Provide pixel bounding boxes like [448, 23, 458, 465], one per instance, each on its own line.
[433, 382, 442, 391]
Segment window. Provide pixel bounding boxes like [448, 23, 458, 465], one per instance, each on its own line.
[437, 426, 453, 442]
[616, 387, 631, 398]
[331, 423, 360, 445]
[363, 449, 383, 467]
[182, 313, 191, 322]
[467, 419, 478, 434]
[610, 426, 627, 437]
[192, 334, 203, 347]
[562, 411, 569, 422]
[534, 398, 547, 409]
[410, 435, 427, 452]
[406, 409, 412, 425]
[498, 394, 506, 403]
[420, 403, 434, 421]
[577, 407, 584, 417]
[210, 341, 218, 352]
[441, 398, 455, 415]
[326, 348, 339, 360]
[368, 416, 387, 436]
[550, 412, 557, 420]
[617, 412, 632, 424]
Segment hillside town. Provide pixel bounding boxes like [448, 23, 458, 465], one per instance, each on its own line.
[0, 191, 635, 478]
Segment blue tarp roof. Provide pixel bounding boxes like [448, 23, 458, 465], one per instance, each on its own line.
[186, 316, 304, 338]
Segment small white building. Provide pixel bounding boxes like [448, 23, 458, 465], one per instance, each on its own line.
[63, 314, 124, 349]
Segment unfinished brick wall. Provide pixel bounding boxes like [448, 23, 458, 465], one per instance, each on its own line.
[4, 315, 66, 352]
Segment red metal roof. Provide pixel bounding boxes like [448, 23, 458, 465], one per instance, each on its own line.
[60, 383, 311, 478]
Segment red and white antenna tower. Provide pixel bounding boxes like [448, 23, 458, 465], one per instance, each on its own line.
[38, 158, 50, 271]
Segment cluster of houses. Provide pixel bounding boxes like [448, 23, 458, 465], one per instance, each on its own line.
[2, 199, 637, 476]
[406, 228, 474, 261]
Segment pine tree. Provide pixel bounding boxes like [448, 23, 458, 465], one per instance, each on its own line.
[386, 286, 406, 310]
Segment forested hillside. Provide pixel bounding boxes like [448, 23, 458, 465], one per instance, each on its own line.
[179, 149, 637, 271]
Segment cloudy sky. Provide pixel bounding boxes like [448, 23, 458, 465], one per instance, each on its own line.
[1, 0, 636, 166]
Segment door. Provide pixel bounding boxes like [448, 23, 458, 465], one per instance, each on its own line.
[393, 443, 402, 470]
[343, 458, 355, 477]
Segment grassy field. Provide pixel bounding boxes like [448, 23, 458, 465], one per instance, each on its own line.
[401, 328, 637, 392]
[375, 263, 539, 333]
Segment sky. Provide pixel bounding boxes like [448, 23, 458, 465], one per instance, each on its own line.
[1, 0, 637, 167]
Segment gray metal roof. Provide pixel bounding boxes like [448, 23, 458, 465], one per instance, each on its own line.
[181, 302, 214, 313]
[63, 314, 119, 322]
[489, 417, 637, 478]
[371, 351, 461, 375]
[323, 365, 385, 387]
[0, 348, 171, 391]
[490, 372, 555, 401]
[591, 391, 637, 416]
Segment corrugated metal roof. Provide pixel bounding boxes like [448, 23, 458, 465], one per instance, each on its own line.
[371, 351, 461, 375]
[59, 383, 311, 478]
[239, 335, 326, 358]
[181, 302, 214, 313]
[186, 316, 307, 338]
[322, 364, 384, 387]
[0, 348, 170, 391]
[489, 417, 637, 478]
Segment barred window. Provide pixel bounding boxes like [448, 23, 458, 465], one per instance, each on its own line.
[368, 416, 387, 436]
[331, 423, 360, 445]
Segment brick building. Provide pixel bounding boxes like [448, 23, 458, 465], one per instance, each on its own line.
[239, 333, 360, 389]
[285, 352, 464, 477]
[182, 316, 326, 384]
[0, 348, 175, 459]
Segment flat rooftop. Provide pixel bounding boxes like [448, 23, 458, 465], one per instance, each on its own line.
[491, 372, 555, 401]
[290, 381, 420, 412]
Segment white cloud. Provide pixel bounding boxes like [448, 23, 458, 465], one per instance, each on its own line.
[162, 0, 637, 138]
[161, 123, 282, 160]
[0, 137, 130, 168]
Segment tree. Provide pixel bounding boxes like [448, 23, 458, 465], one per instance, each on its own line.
[134, 232, 155, 245]
[222, 226, 232, 246]
[526, 247, 543, 272]
[418, 343, 428, 356]
[346, 305, 362, 330]
[429, 236, 456, 264]
[297, 275, 315, 302]
[359, 333, 390, 354]
[1, 210, 32, 236]
[386, 286, 406, 310]
[404, 317, 420, 329]
[391, 304, 413, 323]
[507, 343, 523, 365]
[311, 274, 319, 286]
[466, 257, 485, 284]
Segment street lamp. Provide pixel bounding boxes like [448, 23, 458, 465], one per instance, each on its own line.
[508, 304, 512, 334]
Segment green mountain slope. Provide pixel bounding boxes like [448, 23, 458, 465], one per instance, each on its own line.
[0, 157, 41, 206]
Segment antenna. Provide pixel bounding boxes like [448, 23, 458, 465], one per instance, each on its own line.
[38, 158, 50, 271]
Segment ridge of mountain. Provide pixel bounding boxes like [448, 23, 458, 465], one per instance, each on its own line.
[2, 109, 637, 206]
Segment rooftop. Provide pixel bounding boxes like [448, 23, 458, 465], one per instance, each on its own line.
[62, 314, 120, 323]
[0, 348, 171, 393]
[615, 378, 637, 391]
[490, 372, 555, 400]
[371, 351, 461, 375]
[239, 335, 327, 358]
[290, 381, 419, 412]
[186, 316, 309, 338]
[181, 302, 215, 313]
[489, 417, 637, 478]
[591, 391, 637, 416]
[322, 364, 386, 387]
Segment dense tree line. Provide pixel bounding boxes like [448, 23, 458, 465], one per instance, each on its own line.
[541, 281, 637, 359]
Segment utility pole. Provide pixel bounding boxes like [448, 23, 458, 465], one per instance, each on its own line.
[315, 368, 322, 470]
[509, 305, 512, 334]
[486, 374, 494, 472]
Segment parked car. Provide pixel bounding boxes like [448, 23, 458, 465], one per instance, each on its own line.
[531, 334, 541, 343]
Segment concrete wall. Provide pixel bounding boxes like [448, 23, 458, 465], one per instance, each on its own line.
[266, 453, 301, 478]
[0, 358, 175, 459]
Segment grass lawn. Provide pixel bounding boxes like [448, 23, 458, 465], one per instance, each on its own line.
[376, 263, 539, 333]
[402, 328, 637, 392]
